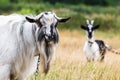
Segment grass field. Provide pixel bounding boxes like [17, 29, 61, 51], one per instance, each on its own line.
[1, 1, 120, 80]
[30, 30, 120, 80]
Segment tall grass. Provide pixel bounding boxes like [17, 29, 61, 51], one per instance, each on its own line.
[30, 30, 120, 80]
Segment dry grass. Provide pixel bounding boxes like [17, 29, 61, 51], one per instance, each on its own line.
[31, 30, 120, 80]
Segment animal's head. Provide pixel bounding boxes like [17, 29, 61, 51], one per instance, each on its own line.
[26, 12, 70, 42]
[81, 20, 99, 39]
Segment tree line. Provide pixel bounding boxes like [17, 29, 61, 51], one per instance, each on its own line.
[0, 0, 120, 6]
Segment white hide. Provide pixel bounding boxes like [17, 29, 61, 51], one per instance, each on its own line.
[83, 40, 100, 61]
[0, 14, 39, 80]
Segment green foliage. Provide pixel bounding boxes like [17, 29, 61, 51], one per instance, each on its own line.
[0, 2, 120, 32]
[0, 0, 120, 6]
[43, 0, 120, 6]
[0, 3, 14, 14]
[104, 0, 120, 6]
[0, 0, 9, 3]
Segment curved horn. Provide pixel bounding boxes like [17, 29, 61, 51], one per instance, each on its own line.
[26, 13, 43, 23]
[54, 13, 71, 22]
[35, 12, 44, 20]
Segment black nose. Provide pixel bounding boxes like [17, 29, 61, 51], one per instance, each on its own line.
[88, 32, 92, 39]
[47, 34, 51, 38]
[45, 34, 50, 38]
[48, 35, 52, 39]
[45, 34, 53, 42]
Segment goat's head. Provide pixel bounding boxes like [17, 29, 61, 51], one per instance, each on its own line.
[26, 11, 70, 42]
[81, 20, 99, 39]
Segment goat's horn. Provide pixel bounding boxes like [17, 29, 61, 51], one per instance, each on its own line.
[91, 20, 94, 25]
[86, 20, 90, 25]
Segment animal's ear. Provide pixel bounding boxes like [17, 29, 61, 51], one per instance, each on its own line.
[26, 16, 36, 23]
[81, 25, 87, 30]
[93, 25, 100, 30]
[58, 17, 71, 22]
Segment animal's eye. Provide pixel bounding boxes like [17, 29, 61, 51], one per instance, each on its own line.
[87, 28, 89, 31]
[44, 12, 48, 15]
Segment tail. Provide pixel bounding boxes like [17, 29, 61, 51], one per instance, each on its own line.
[105, 44, 120, 54]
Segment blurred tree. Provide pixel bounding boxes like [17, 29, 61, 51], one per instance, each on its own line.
[8, 0, 43, 3]
[0, 0, 9, 3]
[104, 0, 120, 6]
[84, 0, 107, 6]
[0, 0, 119, 6]
[43, 0, 119, 6]
[10, 0, 17, 3]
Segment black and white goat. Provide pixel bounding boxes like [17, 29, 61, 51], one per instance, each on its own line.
[81, 20, 120, 62]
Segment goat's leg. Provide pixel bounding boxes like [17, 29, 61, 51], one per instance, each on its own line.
[45, 44, 57, 73]
[100, 52, 106, 62]
[37, 41, 48, 74]
[94, 51, 100, 62]
[48, 44, 57, 66]
[86, 57, 91, 62]
[39, 52, 48, 74]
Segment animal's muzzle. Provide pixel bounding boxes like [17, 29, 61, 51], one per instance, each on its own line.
[45, 34, 54, 42]
[88, 32, 92, 39]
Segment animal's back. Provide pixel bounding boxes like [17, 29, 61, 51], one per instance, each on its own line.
[0, 14, 26, 29]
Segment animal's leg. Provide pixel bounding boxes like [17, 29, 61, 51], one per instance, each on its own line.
[0, 64, 10, 80]
[86, 57, 91, 62]
[39, 52, 48, 74]
[37, 41, 48, 74]
[94, 51, 100, 62]
[100, 52, 106, 62]
[47, 44, 57, 68]
[43, 44, 57, 74]
[14, 74, 28, 80]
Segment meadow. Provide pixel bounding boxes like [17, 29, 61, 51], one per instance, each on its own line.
[30, 30, 120, 80]
[1, 2, 120, 80]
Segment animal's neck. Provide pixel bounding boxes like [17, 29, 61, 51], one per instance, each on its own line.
[87, 37, 94, 47]
[87, 37, 94, 42]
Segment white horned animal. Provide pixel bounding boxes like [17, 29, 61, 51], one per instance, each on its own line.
[0, 12, 70, 80]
